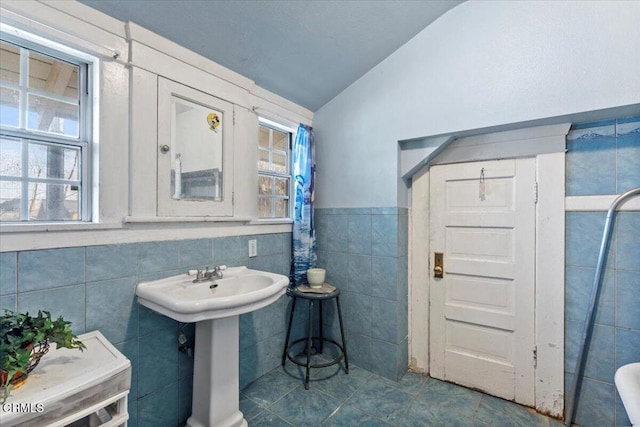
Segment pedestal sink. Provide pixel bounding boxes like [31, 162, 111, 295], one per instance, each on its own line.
[136, 266, 289, 427]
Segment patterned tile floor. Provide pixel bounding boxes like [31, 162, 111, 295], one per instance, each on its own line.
[240, 358, 565, 426]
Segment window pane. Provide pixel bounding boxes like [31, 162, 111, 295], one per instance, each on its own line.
[0, 41, 20, 85]
[274, 177, 289, 196]
[272, 152, 287, 173]
[27, 94, 79, 137]
[64, 147, 80, 181]
[28, 142, 80, 180]
[0, 180, 21, 220]
[0, 36, 89, 223]
[27, 182, 79, 220]
[28, 51, 79, 99]
[0, 87, 20, 127]
[273, 130, 287, 151]
[0, 138, 22, 177]
[258, 148, 269, 170]
[258, 126, 270, 148]
[258, 175, 272, 195]
[274, 198, 288, 218]
[258, 197, 272, 218]
[257, 122, 291, 219]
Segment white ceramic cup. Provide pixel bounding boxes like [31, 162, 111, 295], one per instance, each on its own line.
[307, 268, 326, 288]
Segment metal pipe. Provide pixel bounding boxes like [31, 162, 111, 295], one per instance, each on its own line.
[565, 187, 640, 425]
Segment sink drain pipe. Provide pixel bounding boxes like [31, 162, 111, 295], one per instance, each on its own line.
[565, 187, 640, 426]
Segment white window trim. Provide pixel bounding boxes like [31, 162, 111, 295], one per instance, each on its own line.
[0, 22, 100, 225]
[257, 117, 296, 221]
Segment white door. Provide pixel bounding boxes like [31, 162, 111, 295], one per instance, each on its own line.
[429, 158, 536, 405]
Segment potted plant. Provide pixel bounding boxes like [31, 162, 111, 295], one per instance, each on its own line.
[0, 310, 86, 403]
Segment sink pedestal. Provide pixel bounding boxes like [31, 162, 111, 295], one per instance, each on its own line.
[135, 267, 289, 426]
[186, 316, 247, 427]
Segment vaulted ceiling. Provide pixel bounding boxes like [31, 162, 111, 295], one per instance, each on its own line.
[79, 0, 463, 111]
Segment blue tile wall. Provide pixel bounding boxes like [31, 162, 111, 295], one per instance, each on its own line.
[18, 247, 85, 292]
[0, 294, 17, 311]
[616, 118, 640, 194]
[316, 207, 409, 381]
[1, 232, 292, 427]
[567, 117, 640, 196]
[565, 116, 640, 427]
[86, 244, 138, 282]
[566, 120, 617, 196]
[0, 252, 17, 296]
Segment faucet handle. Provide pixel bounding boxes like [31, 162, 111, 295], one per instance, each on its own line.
[188, 268, 210, 278]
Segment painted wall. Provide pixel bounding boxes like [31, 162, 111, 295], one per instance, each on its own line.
[564, 117, 640, 426]
[314, 0, 640, 209]
[0, 233, 292, 426]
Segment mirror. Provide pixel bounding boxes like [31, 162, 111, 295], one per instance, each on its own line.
[170, 96, 223, 201]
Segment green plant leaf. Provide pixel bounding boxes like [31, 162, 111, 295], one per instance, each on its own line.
[0, 309, 85, 402]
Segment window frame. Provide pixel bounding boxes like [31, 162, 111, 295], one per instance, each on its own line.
[257, 117, 294, 220]
[0, 28, 95, 223]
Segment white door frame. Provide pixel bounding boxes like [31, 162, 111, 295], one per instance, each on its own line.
[408, 124, 568, 417]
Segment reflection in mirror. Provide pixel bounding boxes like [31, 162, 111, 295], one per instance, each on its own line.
[170, 96, 223, 201]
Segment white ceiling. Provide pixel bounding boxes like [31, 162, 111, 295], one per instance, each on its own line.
[79, 0, 463, 111]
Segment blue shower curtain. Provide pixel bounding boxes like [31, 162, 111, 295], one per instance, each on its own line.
[291, 124, 316, 287]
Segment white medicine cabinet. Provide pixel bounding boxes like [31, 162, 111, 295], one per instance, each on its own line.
[156, 78, 234, 217]
[125, 24, 311, 224]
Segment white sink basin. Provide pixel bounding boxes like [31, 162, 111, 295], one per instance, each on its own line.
[136, 266, 289, 323]
[616, 362, 640, 426]
[136, 266, 289, 427]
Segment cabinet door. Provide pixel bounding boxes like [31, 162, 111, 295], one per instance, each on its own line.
[157, 78, 234, 217]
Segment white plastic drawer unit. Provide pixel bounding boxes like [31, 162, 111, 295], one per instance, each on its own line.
[0, 330, 131, 427]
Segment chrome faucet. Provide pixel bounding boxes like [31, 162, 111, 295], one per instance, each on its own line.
[190, 265, 226, 283]
[208, 265, 226, 279]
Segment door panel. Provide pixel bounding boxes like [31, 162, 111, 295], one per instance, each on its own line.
[446, 275, 513, 312]
[446, 178, 514, 210]
[447, 227, 514, 261]
[429, 158, 536, 405]
[447, 322, 513, 363]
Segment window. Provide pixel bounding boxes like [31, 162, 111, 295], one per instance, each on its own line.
[258, 119, 292, 219]
[0, 33, 92, 222]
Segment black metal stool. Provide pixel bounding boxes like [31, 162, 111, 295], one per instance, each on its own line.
[281, 285, 349, 389]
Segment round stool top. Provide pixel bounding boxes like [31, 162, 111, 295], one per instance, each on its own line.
[289, 285, 340, 300]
